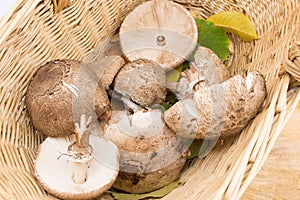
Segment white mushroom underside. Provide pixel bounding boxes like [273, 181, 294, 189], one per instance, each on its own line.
[35, 135, 119, 197]
[120, 0, 197, 69]
[111, 110, 164, 138]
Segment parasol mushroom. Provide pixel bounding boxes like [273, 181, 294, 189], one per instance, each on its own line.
[167, 46, 231, 99]
[187, 46, 231, 86]
[119, 0, 198, 70]
[164, 71, 267, 139]
[113, 59, 167, 107]
[104, 109, 188, 193]
[86, 55, 125, 90]
[26, 56, 124, 137]
[34, 114, 120, 200]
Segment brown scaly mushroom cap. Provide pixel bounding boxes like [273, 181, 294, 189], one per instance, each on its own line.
[34, 115, 120, 200]
[104, 109, 188, 194]
[86, 55, 125, 90]
[119, 0, 198, 70]
[189, 46, 230, 86]
[168, 46, 231, 100]
[26, 57, 124, 137]
[164, 71, 267, 139]
[113, 59, 167, 107]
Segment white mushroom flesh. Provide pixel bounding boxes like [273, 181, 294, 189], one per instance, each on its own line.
[35, 135, 119, 199]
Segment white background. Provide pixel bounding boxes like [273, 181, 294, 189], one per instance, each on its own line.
[0, 0, 19, 19]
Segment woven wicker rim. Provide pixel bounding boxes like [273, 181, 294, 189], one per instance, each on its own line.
[0, 0, 299, 199]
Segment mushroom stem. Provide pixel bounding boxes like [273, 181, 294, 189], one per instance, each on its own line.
[69, 114, 93, 184]
[68, 143, 93, 184]
[74, 114, 92, 148]
[72, 162, 87, 184]
[74, 126, 91, 148]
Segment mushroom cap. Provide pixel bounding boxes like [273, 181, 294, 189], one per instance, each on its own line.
[85, 56, 125, 89]
[114, 153, 186, 194]
[187, 46, 230, 86]
[174, 46, 231, 99]
[104, 109, 188, 193]
[25, 59, 112, 137]
[113, 59, 167, 107]
[164, 71, 267, 139]
[119, 0, 198, 70]
[34, 135, 119, 200]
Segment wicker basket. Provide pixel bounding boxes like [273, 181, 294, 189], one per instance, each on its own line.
[0, 0, 300, 199]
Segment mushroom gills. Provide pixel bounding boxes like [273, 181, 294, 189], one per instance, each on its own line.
[34, 135, 119, 200]
[119, 0, 198, 69]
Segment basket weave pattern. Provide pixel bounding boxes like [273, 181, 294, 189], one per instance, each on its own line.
[0, 0, 299, 199]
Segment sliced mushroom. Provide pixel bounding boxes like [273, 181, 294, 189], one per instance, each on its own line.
[164, 71, 267, 139]
[104, 109, 188, 193]
[34, 115, 119, 199]
[119, 0, 198, 70]
[26, 57, 124, 137]
[113, 59, 167, 107]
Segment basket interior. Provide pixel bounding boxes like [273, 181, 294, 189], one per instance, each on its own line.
[0, 0, 300, 199]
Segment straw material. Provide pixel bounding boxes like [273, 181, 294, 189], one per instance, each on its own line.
[0, 0, 299, 199]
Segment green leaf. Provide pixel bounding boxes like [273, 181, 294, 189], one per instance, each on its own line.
[111, 180, 181, 200]
[181, 61, 190, 71]
[161, 90, 179, 111]
[207, 11, 259, 41]
[195, 18, 230, 61]
[166, 61, 191, 82]
[167, 65, 183, 82]
[165, 91, 178, 105]
[182, 138, 218, 159]
[161, 102, 171, 111]
[185, 139, 203, 159]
